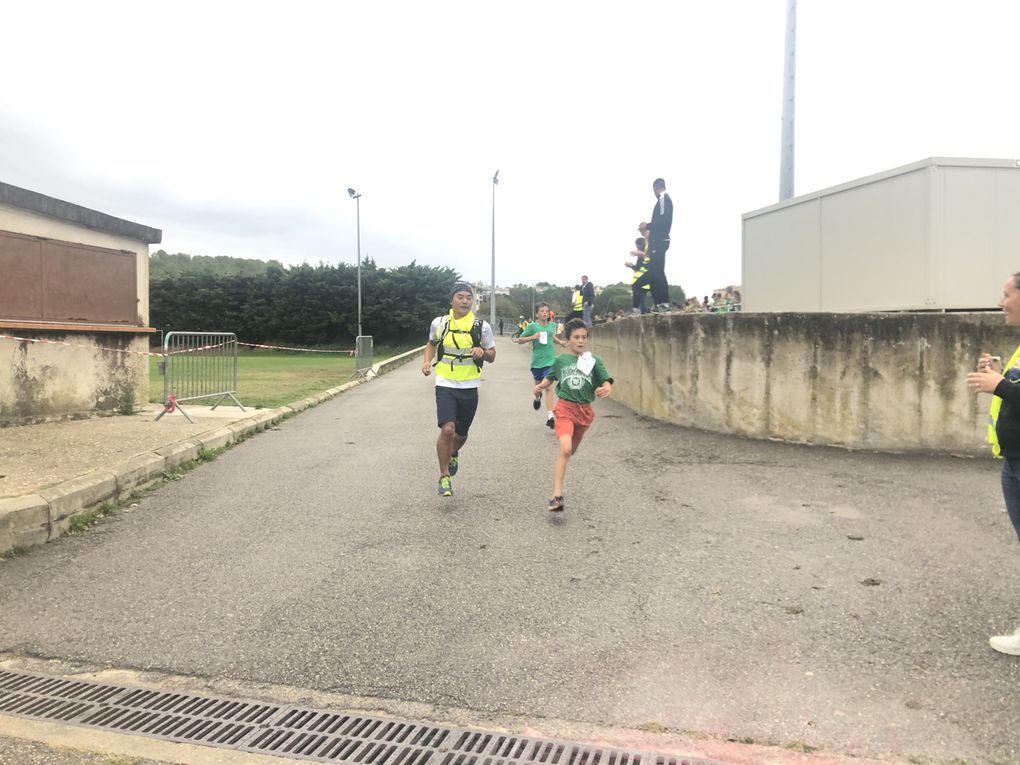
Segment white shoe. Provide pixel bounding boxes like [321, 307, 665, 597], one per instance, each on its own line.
[989, 629, 1020, 655]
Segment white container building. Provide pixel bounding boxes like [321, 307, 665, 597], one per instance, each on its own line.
[741, 157, 1020, 312]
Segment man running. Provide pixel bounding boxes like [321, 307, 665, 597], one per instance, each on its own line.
[513, 301, 558, 429]
[421, 281, 497, 497]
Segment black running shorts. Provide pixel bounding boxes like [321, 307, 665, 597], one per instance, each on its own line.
[435, 386, 479, 436]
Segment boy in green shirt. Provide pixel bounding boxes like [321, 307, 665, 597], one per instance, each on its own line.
[534, 318, 613, 512]
[513, 302, 564, 427]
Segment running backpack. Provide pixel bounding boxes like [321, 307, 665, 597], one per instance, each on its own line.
[434, 316, 484, 371]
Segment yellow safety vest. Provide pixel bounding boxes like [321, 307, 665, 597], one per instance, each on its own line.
[630, 257, 652, 291]
[988, 344, 1020, 457]
[435, 310, 483, 382]
[630, 239, 651, 290]
[572, 290, 583, 312]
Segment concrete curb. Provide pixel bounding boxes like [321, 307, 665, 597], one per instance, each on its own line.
[0, 347, 423, 557]
[0, 495, 49, 552]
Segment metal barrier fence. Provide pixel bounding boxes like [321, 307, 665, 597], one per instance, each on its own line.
[155, 331, 245, 423]
[350, 334, 374, 380]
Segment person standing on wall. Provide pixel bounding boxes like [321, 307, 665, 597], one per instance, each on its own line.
[421, 281, 497, 498]
[567, 284, 584, 323]
[580, 275, 595, 328]
[967, 271, 1020, 655]
[627, 225, 652, 315]
[633, 177, 673, 312]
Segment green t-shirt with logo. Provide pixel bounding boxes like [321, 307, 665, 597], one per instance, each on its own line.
[547, 352, 613, 404]
[524, 321, 558, 369]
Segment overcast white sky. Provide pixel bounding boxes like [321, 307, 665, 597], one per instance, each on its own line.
[2, 1, 1019, 300]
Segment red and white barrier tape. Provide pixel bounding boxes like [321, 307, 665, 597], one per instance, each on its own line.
[1, 333, 355, 357]
[1, 333, 163, 357]
[237, 342, 354, 355]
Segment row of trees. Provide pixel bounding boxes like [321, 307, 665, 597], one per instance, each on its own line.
[149, 252, 686, 347]
[150, 250, 285, 279]
[150, 257, 458, 346]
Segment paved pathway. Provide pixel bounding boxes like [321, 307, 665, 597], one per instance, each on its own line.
[2, 336, 1019, 764]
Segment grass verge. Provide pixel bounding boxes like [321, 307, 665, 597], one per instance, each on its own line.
[149, 345, 417, 409]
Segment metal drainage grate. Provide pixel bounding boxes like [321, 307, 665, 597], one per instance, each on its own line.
[0, 670, 722, 765]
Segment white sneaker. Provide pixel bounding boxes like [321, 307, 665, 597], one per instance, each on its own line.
[989, 629, 1020, 655]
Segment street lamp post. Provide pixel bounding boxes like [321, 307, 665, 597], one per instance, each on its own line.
[491, 170, 499, 332]
[347, 188, 363, 337]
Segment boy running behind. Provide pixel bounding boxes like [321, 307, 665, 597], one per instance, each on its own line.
[513, 301, 559, 428]
[533, 318, 613, 512]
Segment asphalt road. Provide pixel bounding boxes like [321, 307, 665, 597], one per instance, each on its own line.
[2, 336, 1019, 763]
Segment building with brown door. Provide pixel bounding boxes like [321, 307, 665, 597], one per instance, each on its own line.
[0, 182, 162, 425]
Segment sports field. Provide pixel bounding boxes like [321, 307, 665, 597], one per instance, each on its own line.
[149, 348, 415, 409]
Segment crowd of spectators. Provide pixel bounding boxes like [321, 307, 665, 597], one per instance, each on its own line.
[682, 287, 742, 313]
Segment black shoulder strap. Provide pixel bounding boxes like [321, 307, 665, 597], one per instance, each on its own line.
[471, 320, 484, 369]
[434, 316, 450, 365]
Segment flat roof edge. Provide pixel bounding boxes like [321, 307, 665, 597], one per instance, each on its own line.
[742, 156, 1020, 221]
[0, 182, 162, 244]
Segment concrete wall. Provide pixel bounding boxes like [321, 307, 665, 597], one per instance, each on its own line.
[0, 333, 150, 425]
[589, 312, 1015, 454]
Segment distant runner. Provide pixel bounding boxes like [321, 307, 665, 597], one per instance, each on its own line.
[513, 302, 559, 429]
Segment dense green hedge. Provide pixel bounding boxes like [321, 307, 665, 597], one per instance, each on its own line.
[150, 260, 458, 347]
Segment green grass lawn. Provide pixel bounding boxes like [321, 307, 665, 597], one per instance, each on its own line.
[149, 347, 416, 409]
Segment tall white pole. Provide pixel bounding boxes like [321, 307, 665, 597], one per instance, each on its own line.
[779, 0, 797, 201]
[356, 194, 363, 337]
[491, 170, 499, 331]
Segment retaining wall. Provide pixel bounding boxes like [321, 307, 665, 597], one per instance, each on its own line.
[589, 312, 1015, 454]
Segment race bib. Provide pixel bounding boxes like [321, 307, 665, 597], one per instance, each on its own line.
[576, 352, 595, 375]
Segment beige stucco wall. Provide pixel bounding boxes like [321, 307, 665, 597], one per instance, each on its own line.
[0, 202, 150, 324]
[0, 332, 149, 425]
[589, 312, 1015, 454]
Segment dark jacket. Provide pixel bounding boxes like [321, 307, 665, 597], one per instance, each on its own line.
[648, 192, 673, 245]
[580, 281, 595, 306]
[995, 369, 1020, 456]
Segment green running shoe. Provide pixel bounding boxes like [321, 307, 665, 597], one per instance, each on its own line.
[438, 475, 453, 497]
[449, 455, 459, 476]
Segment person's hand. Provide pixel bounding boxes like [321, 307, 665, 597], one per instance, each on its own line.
[978, 352, 1001, 373]
[534, 384, 545, 397]
[421, 362, 431, 376]
[471, 346, 485, 360]
[967, 369, 1002, 394]
[595, 382, 612, 398]
[512, 337, 518, 344]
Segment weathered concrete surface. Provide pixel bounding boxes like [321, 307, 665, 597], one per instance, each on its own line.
[37, 470, 117, 538]
[111, 452, 166, 497]
[0, 332, 150, 425]
[592, 312, 1016, 454]
[0, 337, 1017, 765]
[0, 494, 49, 551]
[0, 404, 251, 499]
[155, 439, 202, 471]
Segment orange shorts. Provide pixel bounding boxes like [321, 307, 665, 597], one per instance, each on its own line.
[554, 399, 595, 442]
